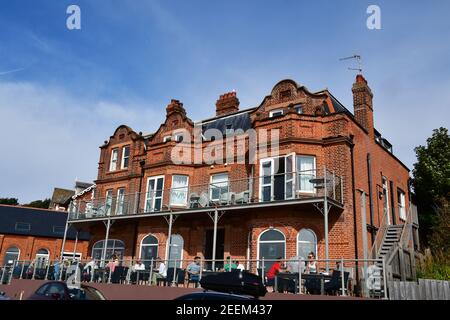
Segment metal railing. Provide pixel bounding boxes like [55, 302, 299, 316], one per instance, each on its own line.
[0, 257, 387, 299]
[370, 205, 389, 259]
[69, 168, 344, 221]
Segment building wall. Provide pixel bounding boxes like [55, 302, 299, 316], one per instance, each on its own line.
[0, 233, 89, 263]
[83, 76, 411, 267]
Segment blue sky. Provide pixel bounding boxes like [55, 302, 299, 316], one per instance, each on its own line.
[0, 0, 449, 203]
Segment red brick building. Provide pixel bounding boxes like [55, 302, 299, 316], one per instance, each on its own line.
[67, 75, 418, 279]
[0, 205, 89, 266]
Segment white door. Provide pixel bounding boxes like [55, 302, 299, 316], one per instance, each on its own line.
[285, 153, 296, 199]
[260, 159, 274, 202]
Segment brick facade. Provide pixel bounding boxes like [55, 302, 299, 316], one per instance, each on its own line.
[75, 75, 411, 271]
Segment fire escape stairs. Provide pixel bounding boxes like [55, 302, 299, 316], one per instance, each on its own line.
[375, 225, 403, 267]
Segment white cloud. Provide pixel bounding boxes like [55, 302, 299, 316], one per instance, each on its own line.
[0, 81, 161, 203]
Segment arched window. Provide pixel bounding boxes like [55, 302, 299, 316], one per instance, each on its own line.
[167, 234, 184, 268]
[92, 239, 125, 261]
[35, 248, 50, 268]
[3, 247, 20, 265]
[258, 229, 286, 271]
[140, 234, 158, 269]
[297, 229, 317, 259]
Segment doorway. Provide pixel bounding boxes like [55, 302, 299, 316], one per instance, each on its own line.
[204, 229, 225, 271]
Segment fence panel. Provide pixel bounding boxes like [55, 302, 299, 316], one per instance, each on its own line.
[390, 279, 450, 300]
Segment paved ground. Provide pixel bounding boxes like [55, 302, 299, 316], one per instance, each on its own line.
[0, 279, 365, 300]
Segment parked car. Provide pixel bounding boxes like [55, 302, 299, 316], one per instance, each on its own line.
[0, 291, 11, 300]
[27, 281, 106, 300]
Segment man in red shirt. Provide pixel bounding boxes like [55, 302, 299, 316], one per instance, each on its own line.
[266, 257, 284, 291]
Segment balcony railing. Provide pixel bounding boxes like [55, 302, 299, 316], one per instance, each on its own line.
[69, 168, 344, 221]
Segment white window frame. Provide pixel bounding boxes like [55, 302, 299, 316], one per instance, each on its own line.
[139, 234, 159, 260]
[294, 104, 303, 114]
[109, 148, 119, 171]
[297, 229, 318, 259]
[398, 190, 406, 221]
[163, 136, 171, 143]
[116, 188, 125, 215]
[259, 158, 274, 202]
[145, 175, 165, 212]
[170, 175, 189, 206]
[209, 173, 229, 202]
[105, 190, 113, 216]
[121, 146, 130, 169]
[256, 228, 286, 268]
[296, 155, 316, 194]
[4, 247, 20, 265]
[269, 109, 284, 118]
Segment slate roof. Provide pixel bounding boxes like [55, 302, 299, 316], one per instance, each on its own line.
[0, 205, 90, 240]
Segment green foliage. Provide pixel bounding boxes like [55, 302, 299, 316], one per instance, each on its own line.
[416, 250, 450, 281]
[0, 198, 19, 205]
[23, 198, 51, 209]
[412, 127, 450, 244]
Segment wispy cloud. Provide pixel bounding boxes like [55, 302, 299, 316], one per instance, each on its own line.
[0, 67, 26, 76]
[0, 81, 162, 203]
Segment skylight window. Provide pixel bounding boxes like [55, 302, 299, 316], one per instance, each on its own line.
[15, 222, 31, 232]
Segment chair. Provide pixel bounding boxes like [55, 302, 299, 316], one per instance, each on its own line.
[234, 190, 250, 204]
[111, 266, 125, 283]
[186, 271, 200, 288]
[257, 268, 266, 285]
[324, 271, 350, 295]
[198, 193, 209, 207]
[189, 193, 200, 208]
[304, 277, 322, 295]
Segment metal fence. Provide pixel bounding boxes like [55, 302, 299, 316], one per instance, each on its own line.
[69, 168, 344, 221]
[0, 257, 386, 299]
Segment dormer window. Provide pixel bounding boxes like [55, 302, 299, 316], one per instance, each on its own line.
[269, 109, 284, 118]
[163, 136, 172, 143]
[225, 124, 233, 135]
[109, 148, 118, 171]
[294, 104, 303, 114]
[174, 134, 183, 142]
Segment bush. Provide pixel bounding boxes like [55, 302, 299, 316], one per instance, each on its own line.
[416, 249, 450, 281]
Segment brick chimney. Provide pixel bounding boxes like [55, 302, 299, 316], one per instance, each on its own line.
[352, 74, 374, 136]
[216, 91, 239, 116]
[166, 99, 186, 117]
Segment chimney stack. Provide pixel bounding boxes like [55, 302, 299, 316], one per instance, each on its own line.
[166, 99, 186, 117]
[352, 74, 374, 136]
[216, 91, 239, 116]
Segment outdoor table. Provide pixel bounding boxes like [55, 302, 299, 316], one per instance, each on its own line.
[276, 272, 332, 295]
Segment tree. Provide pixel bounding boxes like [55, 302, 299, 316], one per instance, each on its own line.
[23, 198, 51, 209]
[412, 127, 450, 245]
[0, 198, 19, 205]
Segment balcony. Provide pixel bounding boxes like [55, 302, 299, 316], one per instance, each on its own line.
[68, 168, 344, 222]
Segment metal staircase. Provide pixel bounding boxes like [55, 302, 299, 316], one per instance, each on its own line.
[375, 225, 403, 267]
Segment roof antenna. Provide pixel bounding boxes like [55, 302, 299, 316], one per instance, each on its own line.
[339, 54, 363, 74]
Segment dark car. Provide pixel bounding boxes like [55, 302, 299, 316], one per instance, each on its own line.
[175, 291, 256, 300]
[27, 281, 106, 300]
[0, 291, 11, 300]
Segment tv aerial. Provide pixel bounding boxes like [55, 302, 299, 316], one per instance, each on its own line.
[339, 54, 363, 74]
